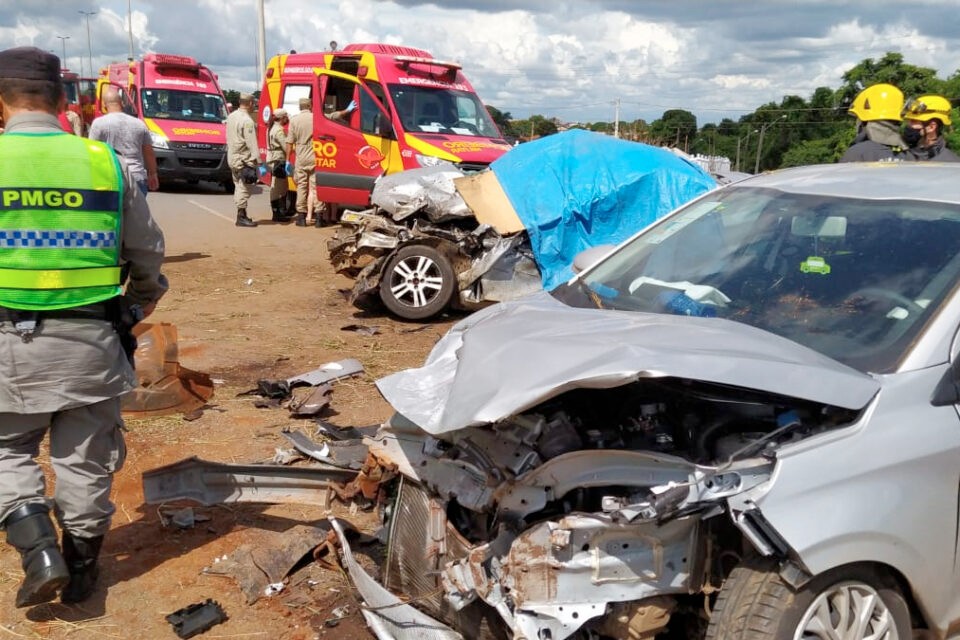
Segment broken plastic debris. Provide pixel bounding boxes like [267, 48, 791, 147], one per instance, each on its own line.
[325, 604, 352, 627]
[245, 278, 254, 286]
[272, 447, 301, 465]
[264, 582, 285, 596]
[340, 323, 380, 336]
[166, 599, 228, 639]
[160, 506, 212, 529]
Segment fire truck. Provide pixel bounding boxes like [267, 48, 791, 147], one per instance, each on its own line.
[257, 43, 511, 210]
[60, 70, 97, 134]
[96, 53, 232, 190]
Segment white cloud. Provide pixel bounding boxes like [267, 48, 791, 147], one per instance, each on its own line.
[2, 0, 960, 124]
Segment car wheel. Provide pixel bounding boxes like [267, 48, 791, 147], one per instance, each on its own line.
[222, 180, 235, 194]
[706, 559, 911, 640]
[380, 244, 456, 321]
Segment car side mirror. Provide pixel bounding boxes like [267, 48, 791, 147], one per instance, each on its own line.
[572, 244, 616, 274]
[931, 360, 960, 406]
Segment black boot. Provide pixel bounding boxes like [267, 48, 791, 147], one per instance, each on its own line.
[4, 503, 70, 607]
[270, 199, 291, 222]
[295, 213, 307, 227]
[60, 532, 104, 604]
[235, 208, 257, 227]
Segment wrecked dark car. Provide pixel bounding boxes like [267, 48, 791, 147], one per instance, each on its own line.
[335, 162, 960, 639]
[328, 130, 717, 321]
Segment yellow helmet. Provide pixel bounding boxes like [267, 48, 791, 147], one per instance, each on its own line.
[902, 94, 952, 126]
[848, 83, 904, 122]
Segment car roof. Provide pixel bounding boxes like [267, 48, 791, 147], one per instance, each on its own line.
[735, 163, 960, 205]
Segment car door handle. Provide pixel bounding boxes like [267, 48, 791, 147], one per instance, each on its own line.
[317, 134, 335, 142]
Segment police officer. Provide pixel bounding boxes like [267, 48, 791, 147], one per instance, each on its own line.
[0, 47, 167, 607]
[902, 94, 960, 162]
[225, 93, 262, 227]
[839, 83, 912, 162]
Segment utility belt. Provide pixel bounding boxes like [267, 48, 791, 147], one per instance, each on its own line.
[0, 302, 112, 323]
[0, 297, 143, 364]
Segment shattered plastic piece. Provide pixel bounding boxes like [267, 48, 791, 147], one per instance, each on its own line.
[170, 507, 195, 529]
[325, 605, 352, 627]
[121, 323, 214, 417]
[160, 506, 210, 529]
[272, 448, 302, 465]
[264, 582, 285, 596]
[286, 359, 364, 387]
[315, 421, 380, 441]
[341, 323, 381, 336]
[288, 383, 332, 416]
[165, 599, 228, 639]
[255, 379, 291, 399]
[282, 429, 369, 470]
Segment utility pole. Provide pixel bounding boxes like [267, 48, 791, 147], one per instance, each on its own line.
[79, 10, 97, 78]
[56, 36, 69, 69]
[256, 0, 266, 82]
[127, 0, 135, 61]
[754, 114, 787, 174]
[613, 98, 620, 138]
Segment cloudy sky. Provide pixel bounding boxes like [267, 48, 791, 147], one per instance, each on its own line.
[2, 0, 958, 126]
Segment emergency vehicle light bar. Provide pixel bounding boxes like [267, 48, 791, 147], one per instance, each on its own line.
[147, 54, 200, 70]
[394, 55, 462, 71]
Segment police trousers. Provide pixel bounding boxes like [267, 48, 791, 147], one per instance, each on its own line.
[0, 398, 126, 537]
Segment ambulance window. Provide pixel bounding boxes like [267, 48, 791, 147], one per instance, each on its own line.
[359, 82, 389, 136]
[282, 84, 311, 116]
[120, 88, 137, 117]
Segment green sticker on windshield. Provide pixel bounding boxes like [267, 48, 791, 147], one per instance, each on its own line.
[800, 256, 831, 275]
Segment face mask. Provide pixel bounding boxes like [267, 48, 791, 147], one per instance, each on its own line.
[902, 126, 922, 146]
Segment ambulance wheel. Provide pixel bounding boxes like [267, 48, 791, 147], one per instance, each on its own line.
[380, 245, 456, 321]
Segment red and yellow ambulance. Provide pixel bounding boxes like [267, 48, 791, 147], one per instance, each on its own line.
[60, 70, 97, 134]
[96, 53, 232, 190]
[258, 43, 511, 208]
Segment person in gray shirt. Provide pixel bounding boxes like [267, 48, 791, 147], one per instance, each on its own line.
[88, 86, 159, 195]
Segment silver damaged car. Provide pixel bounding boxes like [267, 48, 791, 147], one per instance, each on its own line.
[335, 162, 960, 640]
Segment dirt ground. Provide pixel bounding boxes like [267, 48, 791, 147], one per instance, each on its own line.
[0, 185, 460, 638]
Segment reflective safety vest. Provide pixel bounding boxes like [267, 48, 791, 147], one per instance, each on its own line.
[0, 132, 123, 310]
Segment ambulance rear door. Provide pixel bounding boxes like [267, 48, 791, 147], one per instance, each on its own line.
[314, 70, 397, 207]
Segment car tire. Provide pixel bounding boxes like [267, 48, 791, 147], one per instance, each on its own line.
[706, 559, 911, 640]
[222, 180, 235, 194]
[380, 244, 456, 321]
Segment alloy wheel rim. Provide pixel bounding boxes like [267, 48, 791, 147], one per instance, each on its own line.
[389, 255, 444, 308]
[794, 581, 898, 640]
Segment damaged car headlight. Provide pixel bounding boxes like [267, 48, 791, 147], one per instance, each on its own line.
[414, 153, 449, 168]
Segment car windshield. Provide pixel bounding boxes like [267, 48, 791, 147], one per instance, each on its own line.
[555, 186, 960, 373]
[387, 84, 501, 137]
[141, 89, 226, 122]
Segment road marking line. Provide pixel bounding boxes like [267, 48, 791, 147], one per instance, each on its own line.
[188, 200, 234, 223]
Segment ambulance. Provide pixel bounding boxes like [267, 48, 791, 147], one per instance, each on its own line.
[96, 53, 232, 190]
[60, 70, 97, 134]
[258, 43, 511, 209]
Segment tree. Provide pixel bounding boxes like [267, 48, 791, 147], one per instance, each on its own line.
[837, 52, 942, 109]
[486, 105, 513, 133]
[223, 89, 240, 107]
[649, 109, 697, 149]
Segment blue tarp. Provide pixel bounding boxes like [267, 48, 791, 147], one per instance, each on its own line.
[491, 129, 718, 290]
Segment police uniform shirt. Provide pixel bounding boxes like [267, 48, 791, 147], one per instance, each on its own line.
[0, 112, 167, 413]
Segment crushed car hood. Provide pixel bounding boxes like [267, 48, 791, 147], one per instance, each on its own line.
[376, 292, 880, 434]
